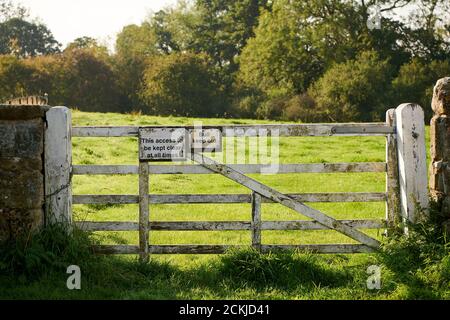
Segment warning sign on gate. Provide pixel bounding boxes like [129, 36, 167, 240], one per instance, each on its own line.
[189, 128, 222, 152]
[139, 128, 189, 162]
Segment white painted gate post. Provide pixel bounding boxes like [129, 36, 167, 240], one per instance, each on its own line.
[395, 104, 428, 231]
[44, 107, 72, 225]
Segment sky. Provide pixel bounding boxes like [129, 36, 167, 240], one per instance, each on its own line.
[14, 0, 178, 49]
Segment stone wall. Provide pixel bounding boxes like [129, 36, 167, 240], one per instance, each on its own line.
[430, 77, 450, 224]
[0, 105, 49, 242]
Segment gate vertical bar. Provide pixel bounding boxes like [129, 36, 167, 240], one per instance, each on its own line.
[251, 192, 262, 252]
[44, 106, 72, 226]
[385, 109, 400, 231]
[139, 162, 149, 262]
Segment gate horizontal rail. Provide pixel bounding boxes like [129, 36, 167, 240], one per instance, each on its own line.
[72, 193, 386, 204]
[91, 244, 376, 255]
[72, 123, 394, 137]
[72, 163, 387, 175]
[76, 219, 384, 231]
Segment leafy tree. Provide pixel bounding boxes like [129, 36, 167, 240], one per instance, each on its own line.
[0, 0, 28, 23]
[192, 0, 270, 72]
[407, 0, 450, 32]
[139, 52, 226, 117]
[55, 47, 122, 112]
[310, 51, 394, 122]
[66, 37, 101, 50]
[143, 0, 270, 92]
[150, 10, 180, 54]
[148, 0, 201, 54]
[0, 18, 60, 57]
[22, 54, 62, 103]
[238, 0, 326, 95]
[115, 23, 158, 58]
[366, 0, 450, 61]
[229, 80, 265, 118]
[0, 54, 33, 100]
[238, 0, 416, 97]
[114, 23, 159, 110]
[392, 58, 450, 121]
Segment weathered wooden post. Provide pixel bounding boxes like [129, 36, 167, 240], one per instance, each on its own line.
[44, 107, 72, 225]
[138, 161, 150, 262]
[251, 192, 262, 252]
[395, 104, 428, 232]
[430, 77, 450, 230]
[385, 109, 401, 229]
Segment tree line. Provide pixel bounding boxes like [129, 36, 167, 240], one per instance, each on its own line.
[1, 0, 449, 122]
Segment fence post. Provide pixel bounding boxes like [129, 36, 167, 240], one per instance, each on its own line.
[44, 107, 72, 225]
[139, 162, 150, 262]
[385, 109, 400, 230]
[251, 192, 262, 252]
[395, 104, 428, 231]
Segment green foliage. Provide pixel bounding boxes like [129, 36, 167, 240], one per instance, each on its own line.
[150, 10, 180, 54]
[377, 206, 450, 298]
[114, 23, 159, 110]
[392, 58, 450, 120]
[0, 18, 60, 57]
[310, 51, 394, 122]
[0, 54, 34, 99]
[192, 0, 270, 75]
[229, 80, 265, 118]
[282, 93, 319, 122]
[66, 37, 103, 51]
[254, 92, 320, 122]
[238, 0, 324, 95]
[140, 52, 227, 116]
[0, 53, 58, 101]
[148, 0, 201, 54]
[0, 224, 95, 280]
[55, 46, 122, 112]
[217, 248, 352, 289]
[0, 45, 122, 112]
[140, 0, 270, 101]
[0, 0, 28, 23]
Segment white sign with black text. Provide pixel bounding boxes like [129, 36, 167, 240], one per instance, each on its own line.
[189, 128, 222, 152]
[139, 128, 188, 162]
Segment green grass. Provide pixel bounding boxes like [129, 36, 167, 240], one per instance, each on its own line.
[1, 110, 447, 300]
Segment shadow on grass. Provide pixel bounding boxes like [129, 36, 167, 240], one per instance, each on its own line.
[0, 234, 357, 299]
[78, 249, 358, 300]
[213, 248, 351, 290]
[86, 204, 126, 211]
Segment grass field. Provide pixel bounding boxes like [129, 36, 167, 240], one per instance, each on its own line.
[1, 110, 448, 300]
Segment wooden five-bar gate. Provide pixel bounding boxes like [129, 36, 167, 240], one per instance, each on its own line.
[44, 104, 429, 261]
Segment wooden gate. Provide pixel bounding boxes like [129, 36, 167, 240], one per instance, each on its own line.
[52, 104, 428, 260]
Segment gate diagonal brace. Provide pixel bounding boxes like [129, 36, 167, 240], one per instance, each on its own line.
[190, 152, 380, 250]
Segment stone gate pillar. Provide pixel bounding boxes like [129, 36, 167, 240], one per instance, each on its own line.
[430, 77, 450, 222]
[0, 103, 72, 242]
[0, 104, 49, 241]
